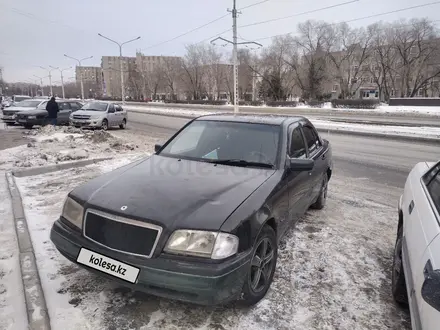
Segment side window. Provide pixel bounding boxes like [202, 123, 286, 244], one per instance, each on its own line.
[58, 102, 71, 110]
[108, 104, 115, 113]
[70, 102, 80, 110]
[289, 127, 306, 158]
[427, 168, 440, 214]
[115, 105, 122, 112]
[302, 125, 321, 154]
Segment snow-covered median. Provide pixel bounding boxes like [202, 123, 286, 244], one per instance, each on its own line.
[12, 166, 410, 329]
[127, 106, 440, 139]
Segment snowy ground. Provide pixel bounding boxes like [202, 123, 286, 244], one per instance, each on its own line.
[126, 105, 440, 139]
[12, 162, 410, 330]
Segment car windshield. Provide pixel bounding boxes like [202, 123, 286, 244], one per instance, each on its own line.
[14, 100, 42, 108]
[14, 96, 31, 102]
[81, 102, 108, 111]
[159, 120, 280, 167]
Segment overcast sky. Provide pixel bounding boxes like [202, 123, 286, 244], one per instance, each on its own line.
[1, 0, 439, 83]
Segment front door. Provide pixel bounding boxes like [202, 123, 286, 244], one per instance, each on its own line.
[284, 123, 314, 235]
[114, 104, 124, 125]
[300, 123, 326, 205]
[107, 104, 116, 126]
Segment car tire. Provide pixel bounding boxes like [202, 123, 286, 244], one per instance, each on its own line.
[392, 226, 408, 305]
[241, 225, 277, 306]
[24, 124, 33, 129]
[101, 119, 108, 131]
[119, 119, 126, 129]
[311, 174, 328, 210]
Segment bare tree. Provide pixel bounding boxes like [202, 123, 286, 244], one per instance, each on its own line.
[181, 44, 209, 100]
[285, 20, 333, 100]
[326, 23, 373, 99]
[162, 57, 182, 100]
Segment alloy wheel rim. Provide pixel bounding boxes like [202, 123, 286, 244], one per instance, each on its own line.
[250, 238, 275, 293]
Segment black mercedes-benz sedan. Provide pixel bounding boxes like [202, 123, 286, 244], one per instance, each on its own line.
[50, 114, 333, 306]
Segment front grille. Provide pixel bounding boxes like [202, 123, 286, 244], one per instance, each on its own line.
[2, 110, 17, 116]
[73, 115, 91, 120]
[84, 209, 162, 258]
[16, 114, 27, 119]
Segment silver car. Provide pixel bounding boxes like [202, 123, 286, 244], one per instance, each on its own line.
[1, 99, 47, 125]
[70, 101, 127, 130]
[393, 160, 440, 330]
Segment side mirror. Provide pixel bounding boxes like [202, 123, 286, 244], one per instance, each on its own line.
[154, 144, 162, 153]
[422, 269, 440, 312]
[287, 158, 314, 171]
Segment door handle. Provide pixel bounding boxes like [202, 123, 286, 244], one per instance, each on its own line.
[409, 200, 415, 214]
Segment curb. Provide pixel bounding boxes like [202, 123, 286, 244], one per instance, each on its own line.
[127, 110, 440, 143]
[6, 172, 51, 330]
[13, 157, 114, 178]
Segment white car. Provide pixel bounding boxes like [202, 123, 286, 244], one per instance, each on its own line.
[69, 101, 127, 130]
[393, 160, 440, 330]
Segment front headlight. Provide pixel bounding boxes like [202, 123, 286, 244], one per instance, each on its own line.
[61, 197, 84, 229]
[91, 115, 101, 120]
[164, 230, 239, 259]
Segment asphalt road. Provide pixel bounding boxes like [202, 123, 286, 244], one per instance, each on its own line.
[127, 112, 440, 189]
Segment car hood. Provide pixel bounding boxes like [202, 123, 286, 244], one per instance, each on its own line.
[72, 155, 275, 231]
[17, 109, 47, 116]
[73, 110, 105, 117]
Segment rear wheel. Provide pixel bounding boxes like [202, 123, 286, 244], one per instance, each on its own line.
[101, 119, 108, 131]
[241, 225, 277, 306]
[392, 226, 408, 305]
[119, 119, 126, 129]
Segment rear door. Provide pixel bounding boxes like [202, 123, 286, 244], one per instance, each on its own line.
[300, 122, 326, 204]
[418, 164, 440, 330]
[57, 102, 72, 124]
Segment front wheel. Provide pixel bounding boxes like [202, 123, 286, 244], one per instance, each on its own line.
[392, 226, 408, 305]
[101, 119, 108, 131]
[241, 225, 277, 306]
[119, 119, 126, 129]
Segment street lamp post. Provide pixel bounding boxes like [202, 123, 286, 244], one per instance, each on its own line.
[50, 66, 72, 99]
[64, 54, 93, 100]
[33, 75, 46, 97]
[98, 33, 140, 103]
[39, 66, 56, 96]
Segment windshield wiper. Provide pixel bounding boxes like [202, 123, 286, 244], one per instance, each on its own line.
[208, 159, 274, 168]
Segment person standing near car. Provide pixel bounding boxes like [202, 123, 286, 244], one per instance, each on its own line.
[46, 96, 59, 126]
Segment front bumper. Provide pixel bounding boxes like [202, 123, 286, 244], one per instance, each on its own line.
[70, 119, 102, 128]
[50, 218, 250, 305]
[1, 115, 17, 123]
[16, 118, 47, 126]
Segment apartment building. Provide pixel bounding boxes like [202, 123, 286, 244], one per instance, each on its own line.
[101, 56, 136, 98]
[75, 66, 102, 97]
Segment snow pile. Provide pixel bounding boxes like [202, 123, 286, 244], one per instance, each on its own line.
[127, 105, 214, 117]
[0, 127, 151, 171]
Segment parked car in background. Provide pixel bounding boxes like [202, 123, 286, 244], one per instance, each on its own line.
[70, 101, 127, 130]
[50, 114, 333, 306]
[15, 100, 84, 129]
[393, 160, 440, 330]
[1, 99, 47, 125]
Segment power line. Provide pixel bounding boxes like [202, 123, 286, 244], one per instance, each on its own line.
[253, 1, 440, 42]
[195, 0, 358, 45]
[142, 0, 271, 51]
[239, 0, 359, 28]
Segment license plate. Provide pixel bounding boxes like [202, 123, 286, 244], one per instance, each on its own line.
[76, 248, 140, 283]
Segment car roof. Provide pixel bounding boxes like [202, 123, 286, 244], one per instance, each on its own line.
[195, 113, 305, 126]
